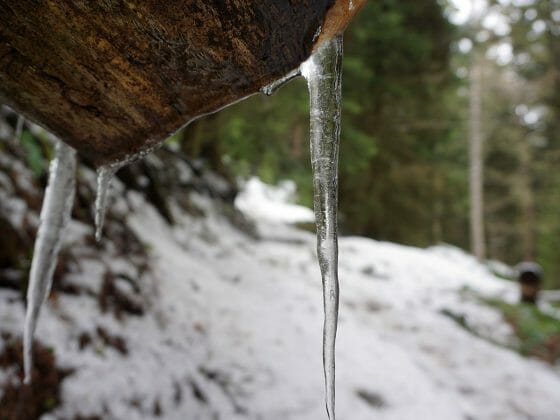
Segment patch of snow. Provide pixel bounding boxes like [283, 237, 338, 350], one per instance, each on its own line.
[235, 177, 314, 224]
[1, 176, 560, 419]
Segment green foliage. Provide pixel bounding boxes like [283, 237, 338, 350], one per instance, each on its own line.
[481, 0, 560, 286]
[484, 298, 560, 364]
[21, 131, 48, 177]
[334, 0, 465, 245]
[443, 289, 560, 364]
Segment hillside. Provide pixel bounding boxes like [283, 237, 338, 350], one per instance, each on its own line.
[1, 166, 560, 419]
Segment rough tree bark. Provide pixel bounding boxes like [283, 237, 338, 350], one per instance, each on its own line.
[0, 0, 365, 166]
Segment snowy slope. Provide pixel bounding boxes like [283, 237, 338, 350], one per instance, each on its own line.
[1, 179, 560, 420]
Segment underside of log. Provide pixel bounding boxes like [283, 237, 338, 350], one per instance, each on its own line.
[0, 0, 365, 166]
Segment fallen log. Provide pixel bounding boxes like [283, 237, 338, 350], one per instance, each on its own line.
[0, 0, 365, 166]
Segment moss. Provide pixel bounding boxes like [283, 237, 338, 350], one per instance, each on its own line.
[483, 298, 560, 364]
[442, 287, 560, 364]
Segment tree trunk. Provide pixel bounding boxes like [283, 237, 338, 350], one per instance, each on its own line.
[0, 0, 365, 166]
[519, 148, 536, 261]
[469, 54, 486, 260]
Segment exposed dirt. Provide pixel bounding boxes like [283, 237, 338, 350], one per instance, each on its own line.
[0, 335, 72, 420]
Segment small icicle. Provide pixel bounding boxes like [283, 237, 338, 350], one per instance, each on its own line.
[301, 34, 343, 420]
[93, 143, 160, 240]
[24, 141, 77, 384]
[260, 68, 301, 96]
[94, 166, 116, 241]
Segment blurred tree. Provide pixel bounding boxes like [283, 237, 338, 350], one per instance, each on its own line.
[490, 0, 560, 287]
[481, 61, 536, 266]
[469, 49, 487, 261]
[338, 0, 462, 246]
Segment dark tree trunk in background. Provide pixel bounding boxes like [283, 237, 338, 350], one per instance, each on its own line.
[0, 0, 365, 166]
[518, 137, 536, 261]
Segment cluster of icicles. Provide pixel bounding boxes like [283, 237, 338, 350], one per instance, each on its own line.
[23, 35, 343, 419]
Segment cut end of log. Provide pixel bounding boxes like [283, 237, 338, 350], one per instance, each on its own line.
[315, 0, 368, 49]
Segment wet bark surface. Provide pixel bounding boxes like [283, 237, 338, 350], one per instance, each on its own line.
[0, 0, 338, 165]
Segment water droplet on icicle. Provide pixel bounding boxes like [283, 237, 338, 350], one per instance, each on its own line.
[24, 141, 77, 384]
[94, 166, 115, 241]
[301, 34, 344, 420]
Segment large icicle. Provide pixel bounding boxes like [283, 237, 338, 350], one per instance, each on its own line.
[24, 140, 77, 384]
[301, 34, 343, 420]
[94, 166, 116, 241]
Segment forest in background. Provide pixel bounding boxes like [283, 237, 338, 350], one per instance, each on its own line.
[174, 0, 560, 288]
[8, 0, 560, 287]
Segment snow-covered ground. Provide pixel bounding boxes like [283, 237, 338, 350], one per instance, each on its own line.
[1, 178, 560, 419]
[234, 177, 315, 224]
